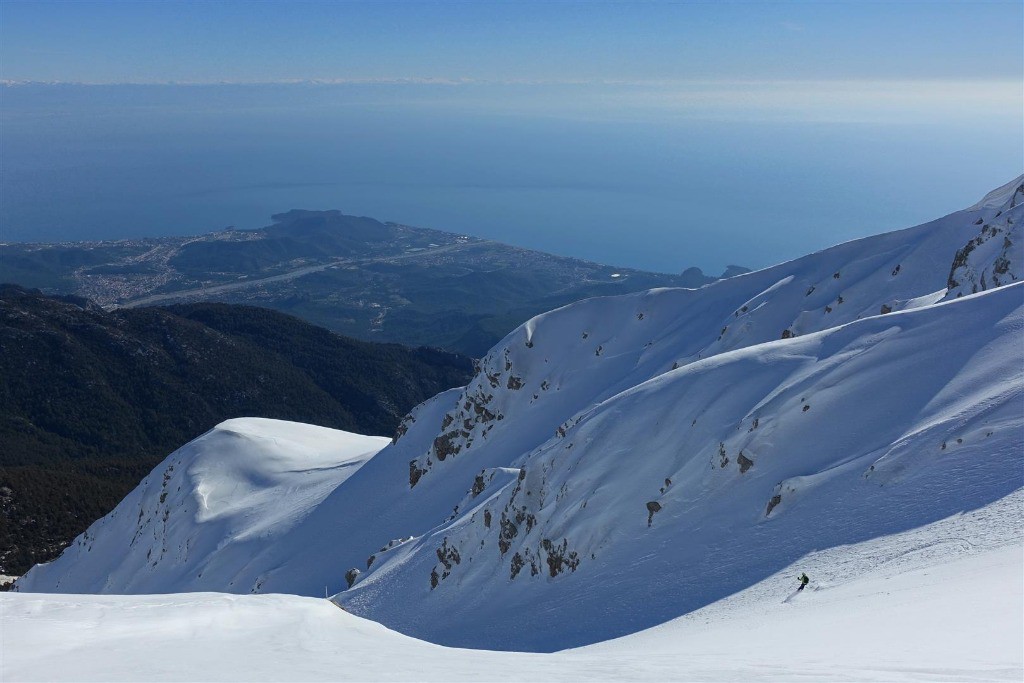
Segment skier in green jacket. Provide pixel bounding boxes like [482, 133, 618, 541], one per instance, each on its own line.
[797, 572, 810, 591]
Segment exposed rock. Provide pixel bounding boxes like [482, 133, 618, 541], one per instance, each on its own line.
[431, 538, 462, 586]
[737, 453, 754, 474]
[509, 552, 525, 580]
[471, 473, 486, 498]
[540, 538, 580, 577]
[392, 413, 415, 444]
[435, 539, 461, 571]
[498, 513, 519, 555]
[345, 568, 360, 589]
[947, 194, 1021, 298]
[766, 494, 782, 516]
[409, 460, 428, 488]
[880, 303, 893, 315]
[471, 401, 497, 421]
[646, 501, 662, 527]
[432, 431, 461, 462]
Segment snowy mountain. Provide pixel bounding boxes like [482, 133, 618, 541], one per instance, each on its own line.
[946, 176, 1022, 299]
[5, 505, 1021, 681]
[17, 418, 388, 593]
[16, 176, 1024, 653]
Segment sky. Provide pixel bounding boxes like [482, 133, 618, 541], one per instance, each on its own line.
[0, 1, 1021, 272]
[2, 1, 1021, 85]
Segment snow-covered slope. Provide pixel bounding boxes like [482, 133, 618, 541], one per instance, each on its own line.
[946, 178, 1022, 299]
[17, 177, 1024, 652]
[340, 283, 1024, 649]
[5, 499, 1021, 681]
[15, 419, 388, 594]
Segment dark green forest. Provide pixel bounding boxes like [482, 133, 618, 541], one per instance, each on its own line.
[0, 285, 472, 575]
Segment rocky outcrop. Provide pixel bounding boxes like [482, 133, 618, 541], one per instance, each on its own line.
[430, 538, 462, 588]
[406, 350, 517, 487]
[646, 501, 662, 527]
[392, 413, 415, 445]
[540, 538, 581, 577]
[946, 181, 1022, 299]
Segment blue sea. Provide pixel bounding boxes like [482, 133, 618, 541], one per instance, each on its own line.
[1, 82, 1018, 274]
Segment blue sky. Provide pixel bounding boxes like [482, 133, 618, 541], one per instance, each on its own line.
[1, 2, 1020, 270]
[2, 1, 1021, 84]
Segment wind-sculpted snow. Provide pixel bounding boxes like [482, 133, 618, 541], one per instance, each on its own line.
[5, 505, 1022, 681]
[403, 175, 1022, 494]
[15, 419, 389, 594]
[16, 177, 1024, 653]
[343, 283, 1024, 649]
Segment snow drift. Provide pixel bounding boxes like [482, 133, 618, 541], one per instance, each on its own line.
[16, 418, 388, 594]
[5, 503, 1021, 681]
[16, 176, 1024, 653]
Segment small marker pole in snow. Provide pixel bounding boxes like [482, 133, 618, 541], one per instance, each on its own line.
[325, 585, 328, 599]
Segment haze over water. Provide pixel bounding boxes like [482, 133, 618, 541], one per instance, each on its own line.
[3, 81, 1019, 274]
[1, 0, 1021, 274]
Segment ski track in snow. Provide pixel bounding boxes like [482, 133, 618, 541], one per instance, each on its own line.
[11, 176, 1024, 665]
[4, 498, 1021, 681]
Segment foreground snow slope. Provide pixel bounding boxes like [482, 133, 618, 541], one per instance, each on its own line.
[5, 497, 1021, 682]
[342, 283, 1024, 649]
[15, 419, 388, 593]
[17, 177, 1023, 651]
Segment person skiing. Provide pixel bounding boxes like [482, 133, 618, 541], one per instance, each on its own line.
[797, 572, 810, 591]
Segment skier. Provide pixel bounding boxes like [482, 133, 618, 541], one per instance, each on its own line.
[797, 572, 809, 591]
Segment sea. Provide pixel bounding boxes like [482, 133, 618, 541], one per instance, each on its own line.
[1, 82, 1018, 274]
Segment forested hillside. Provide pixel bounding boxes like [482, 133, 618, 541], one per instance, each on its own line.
[0, 285, 472, 574]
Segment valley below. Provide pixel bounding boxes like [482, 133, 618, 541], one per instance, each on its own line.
[1, 210, 732, 356]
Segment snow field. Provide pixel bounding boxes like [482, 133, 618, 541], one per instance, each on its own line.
[14, 176, 1023, 658]
[5, 495, 1021, 681]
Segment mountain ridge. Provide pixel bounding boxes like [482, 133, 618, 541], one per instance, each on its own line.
[15, 176, 1023, 653]
[1, 211, 732, 356]
[0, 288, 472, 574]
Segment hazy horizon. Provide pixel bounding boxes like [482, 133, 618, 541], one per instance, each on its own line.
[1, 1, 1021, 274]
